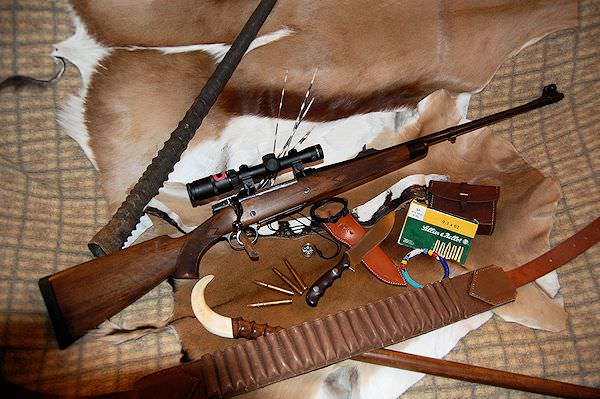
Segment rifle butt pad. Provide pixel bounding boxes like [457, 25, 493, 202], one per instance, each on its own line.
[39, 276, 74, 349]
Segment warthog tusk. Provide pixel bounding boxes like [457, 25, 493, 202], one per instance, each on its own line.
[190, 275, 234, 338]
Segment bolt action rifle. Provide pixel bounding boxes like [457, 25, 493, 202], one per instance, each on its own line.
[39, 84, 564, 349]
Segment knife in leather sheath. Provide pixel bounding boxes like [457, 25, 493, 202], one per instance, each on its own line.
[306, 212, 396, 306]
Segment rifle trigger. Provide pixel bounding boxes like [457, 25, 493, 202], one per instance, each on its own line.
[237, 229, 260, 260]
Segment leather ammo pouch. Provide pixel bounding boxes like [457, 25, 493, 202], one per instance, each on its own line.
[428, 181, 500, 235]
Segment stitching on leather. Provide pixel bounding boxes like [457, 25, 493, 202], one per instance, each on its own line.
[415, 287, 435, 328]
[359, 305, 383, 347]
[435, 282, 455, 323]
[302, 324, 326, 365]
[334, 312, 358, 356]
[469, 267, 515, 305]
[260, 337, 282, 380]
[199, 354, 220, 398]
[315, 315, 337, 362]
[264, 334, 287, 377]
[214, 351, 233, 395]
[340, 312, 364, 353]
[367, 301, 394, 346]
[488, 187, 498, 233]
[232, 344, 257, 388]
[345, 309, 367, 348]
[435, 281, 457, 322]
[362, 256, 406, 285]
[424, 284, 450, 324]
[372, 301, 394, 345]
[222, 346, 240, 391]
[469, 268, 489, 303]
[400, 290, 424, 333]
[290, 325, 314, 371]
[441, 277, 467, 319]
[230, 346, 248, 391]
[247, 338, 268, 384]
[265, 333, 291, 377]
[277, 330, 303, 374]
[380, 299, 401, 338]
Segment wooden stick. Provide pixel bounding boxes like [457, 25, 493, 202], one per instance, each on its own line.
[353, 348, 600, 399]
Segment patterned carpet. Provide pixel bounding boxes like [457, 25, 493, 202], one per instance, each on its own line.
[0, 0, 598, 397]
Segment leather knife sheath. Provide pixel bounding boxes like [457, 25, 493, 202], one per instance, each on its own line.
[323, 213, 406, 286]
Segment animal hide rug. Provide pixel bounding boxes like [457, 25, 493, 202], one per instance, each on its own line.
[52, 1, 578, 398]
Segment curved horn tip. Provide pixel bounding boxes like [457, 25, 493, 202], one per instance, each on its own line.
[191, 275, 234, 339]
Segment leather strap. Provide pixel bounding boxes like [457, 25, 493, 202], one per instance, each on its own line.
[323, 214, 407, 285]
[9, 219, 598, 399]
[507, 217, 600, 288]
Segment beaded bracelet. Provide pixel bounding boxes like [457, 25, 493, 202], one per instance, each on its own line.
[399, 248, 450, 289]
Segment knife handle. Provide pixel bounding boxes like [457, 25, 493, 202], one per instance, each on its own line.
[306, 254, 351, 307]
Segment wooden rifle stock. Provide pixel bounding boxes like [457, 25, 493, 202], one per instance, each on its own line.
[39, 85, 564, 348]
[39, 235, 183, 349]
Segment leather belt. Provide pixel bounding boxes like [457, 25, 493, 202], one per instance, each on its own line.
[135, 266, 511, 398]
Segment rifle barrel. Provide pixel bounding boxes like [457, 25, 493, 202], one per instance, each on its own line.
[411, 84, 563, 147]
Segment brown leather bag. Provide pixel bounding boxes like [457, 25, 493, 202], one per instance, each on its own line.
[428, 181, 500, 235]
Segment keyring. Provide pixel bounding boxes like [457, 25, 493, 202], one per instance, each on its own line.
[310, 197, 349, 224]
[398, 248, 450, 289]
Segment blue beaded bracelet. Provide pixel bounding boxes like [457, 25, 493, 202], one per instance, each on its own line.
[399, 248, 450, 289]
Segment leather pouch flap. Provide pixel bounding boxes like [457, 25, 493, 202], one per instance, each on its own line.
[468, 266, 516, 306]
[429, 181, 499, 203]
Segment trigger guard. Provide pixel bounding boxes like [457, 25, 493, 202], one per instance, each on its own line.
[228, 227, 259, 250]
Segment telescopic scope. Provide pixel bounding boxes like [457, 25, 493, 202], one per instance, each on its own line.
[187, 145, 323, 206]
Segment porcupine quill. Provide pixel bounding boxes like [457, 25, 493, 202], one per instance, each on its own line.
[279, 69, 318, 157]
[272, 71, 288, 154]
[280, 96, 315, 156]
[263, 70, 316, 189]
[293, 127, 315, 148]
